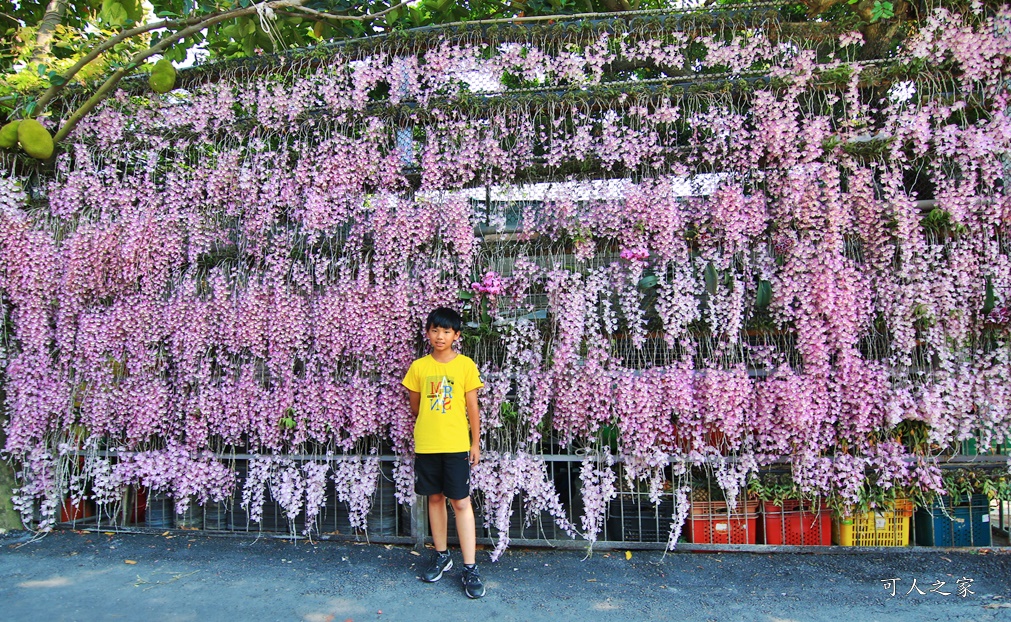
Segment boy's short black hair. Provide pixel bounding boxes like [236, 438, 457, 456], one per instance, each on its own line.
[426, 307, 463, 332]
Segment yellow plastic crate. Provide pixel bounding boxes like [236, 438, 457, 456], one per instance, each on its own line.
[832, 500, 913, 547]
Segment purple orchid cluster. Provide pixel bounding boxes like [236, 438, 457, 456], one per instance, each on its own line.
[471, 270, 505, 297]
[1, 9, 1010, 549]
[471, 451, 576, 561]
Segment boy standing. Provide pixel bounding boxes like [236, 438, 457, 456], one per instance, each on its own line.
[402, 307, 486, 599]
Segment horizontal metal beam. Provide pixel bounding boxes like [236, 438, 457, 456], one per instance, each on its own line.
[64, 449, 1009, 466]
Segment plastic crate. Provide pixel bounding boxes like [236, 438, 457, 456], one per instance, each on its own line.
[689, 499, 759, 544]
[607, 494, 675, 542]
[832, 500, 912, 547]
[762, 500, 832, 546]
[914, 494, 991, 547]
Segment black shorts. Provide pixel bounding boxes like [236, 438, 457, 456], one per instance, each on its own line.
[415, 452, 471, 500]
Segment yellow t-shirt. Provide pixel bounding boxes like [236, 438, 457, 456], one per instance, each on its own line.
[402, 354, 484, 454]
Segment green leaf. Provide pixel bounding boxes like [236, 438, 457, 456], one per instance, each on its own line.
[983, 277, 995, 314]
[457, 289, 475, 300]
[870, 0, 894, 22]
[704, 262, 718, 295]
[241, 33, 256, 56]
[637, 275, 658, 290]
[101, 0, 129, 26]
[755, 280, 772, 309]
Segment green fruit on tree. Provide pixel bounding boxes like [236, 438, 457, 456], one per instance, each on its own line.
[0, 121, 20, 149]
[17, 119, 54, 160]
[149, 59, 176, 94]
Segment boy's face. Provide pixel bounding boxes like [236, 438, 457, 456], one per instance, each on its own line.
[426, 325, 460, 353]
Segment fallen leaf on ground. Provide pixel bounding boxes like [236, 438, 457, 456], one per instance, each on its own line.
[124, 560, 137, 565]
[625, 551, 632, 560]
[941, 556, 952, 562]
[410, 551, 421, 556]
[586, 579, 597, 582]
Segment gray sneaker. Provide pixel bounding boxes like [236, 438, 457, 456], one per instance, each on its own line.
[461, 564, 485, 599]
[421, 550, 452, 582]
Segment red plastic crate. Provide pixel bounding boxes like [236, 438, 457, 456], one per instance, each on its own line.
[762, 500, 832, 546]
[689, 499, 759, 544]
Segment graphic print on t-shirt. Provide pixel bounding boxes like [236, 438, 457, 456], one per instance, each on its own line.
[426, 375, 455, 413]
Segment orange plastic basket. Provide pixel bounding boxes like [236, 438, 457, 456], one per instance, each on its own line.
[689, 499, 759, 544]
[762, 500, 832, 546]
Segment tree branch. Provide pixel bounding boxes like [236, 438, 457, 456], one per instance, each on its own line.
[37, 0, 413, 123]
[50, 0, 414, 143]
[52, 6, 282, 143]
[286, 0, 414, 22]
[31, 0, 68, 64]
[35, 11, 227, 113]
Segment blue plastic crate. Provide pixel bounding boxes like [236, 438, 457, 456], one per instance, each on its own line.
[914, 494, 991, 547]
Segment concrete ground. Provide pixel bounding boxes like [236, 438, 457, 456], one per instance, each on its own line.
[1, 529, 1010, 622]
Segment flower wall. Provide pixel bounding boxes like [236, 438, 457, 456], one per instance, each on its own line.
[2, 7, 1011, 553]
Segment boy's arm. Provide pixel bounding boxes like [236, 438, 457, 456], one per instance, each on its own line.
[466, 388, 480, 465]
[408, 390, 420, 417]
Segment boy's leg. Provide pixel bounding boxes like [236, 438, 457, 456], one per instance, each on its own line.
[450, 495, 485, 598]
[444, 453, 484, 598]
[449, 496, 476, 565]
[422, 494, 453, 583]
[428, 493, 449, 552]
[417, 455, 453, 583]
[443, 451, 477, 565]
[415, 454, 449, 551]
